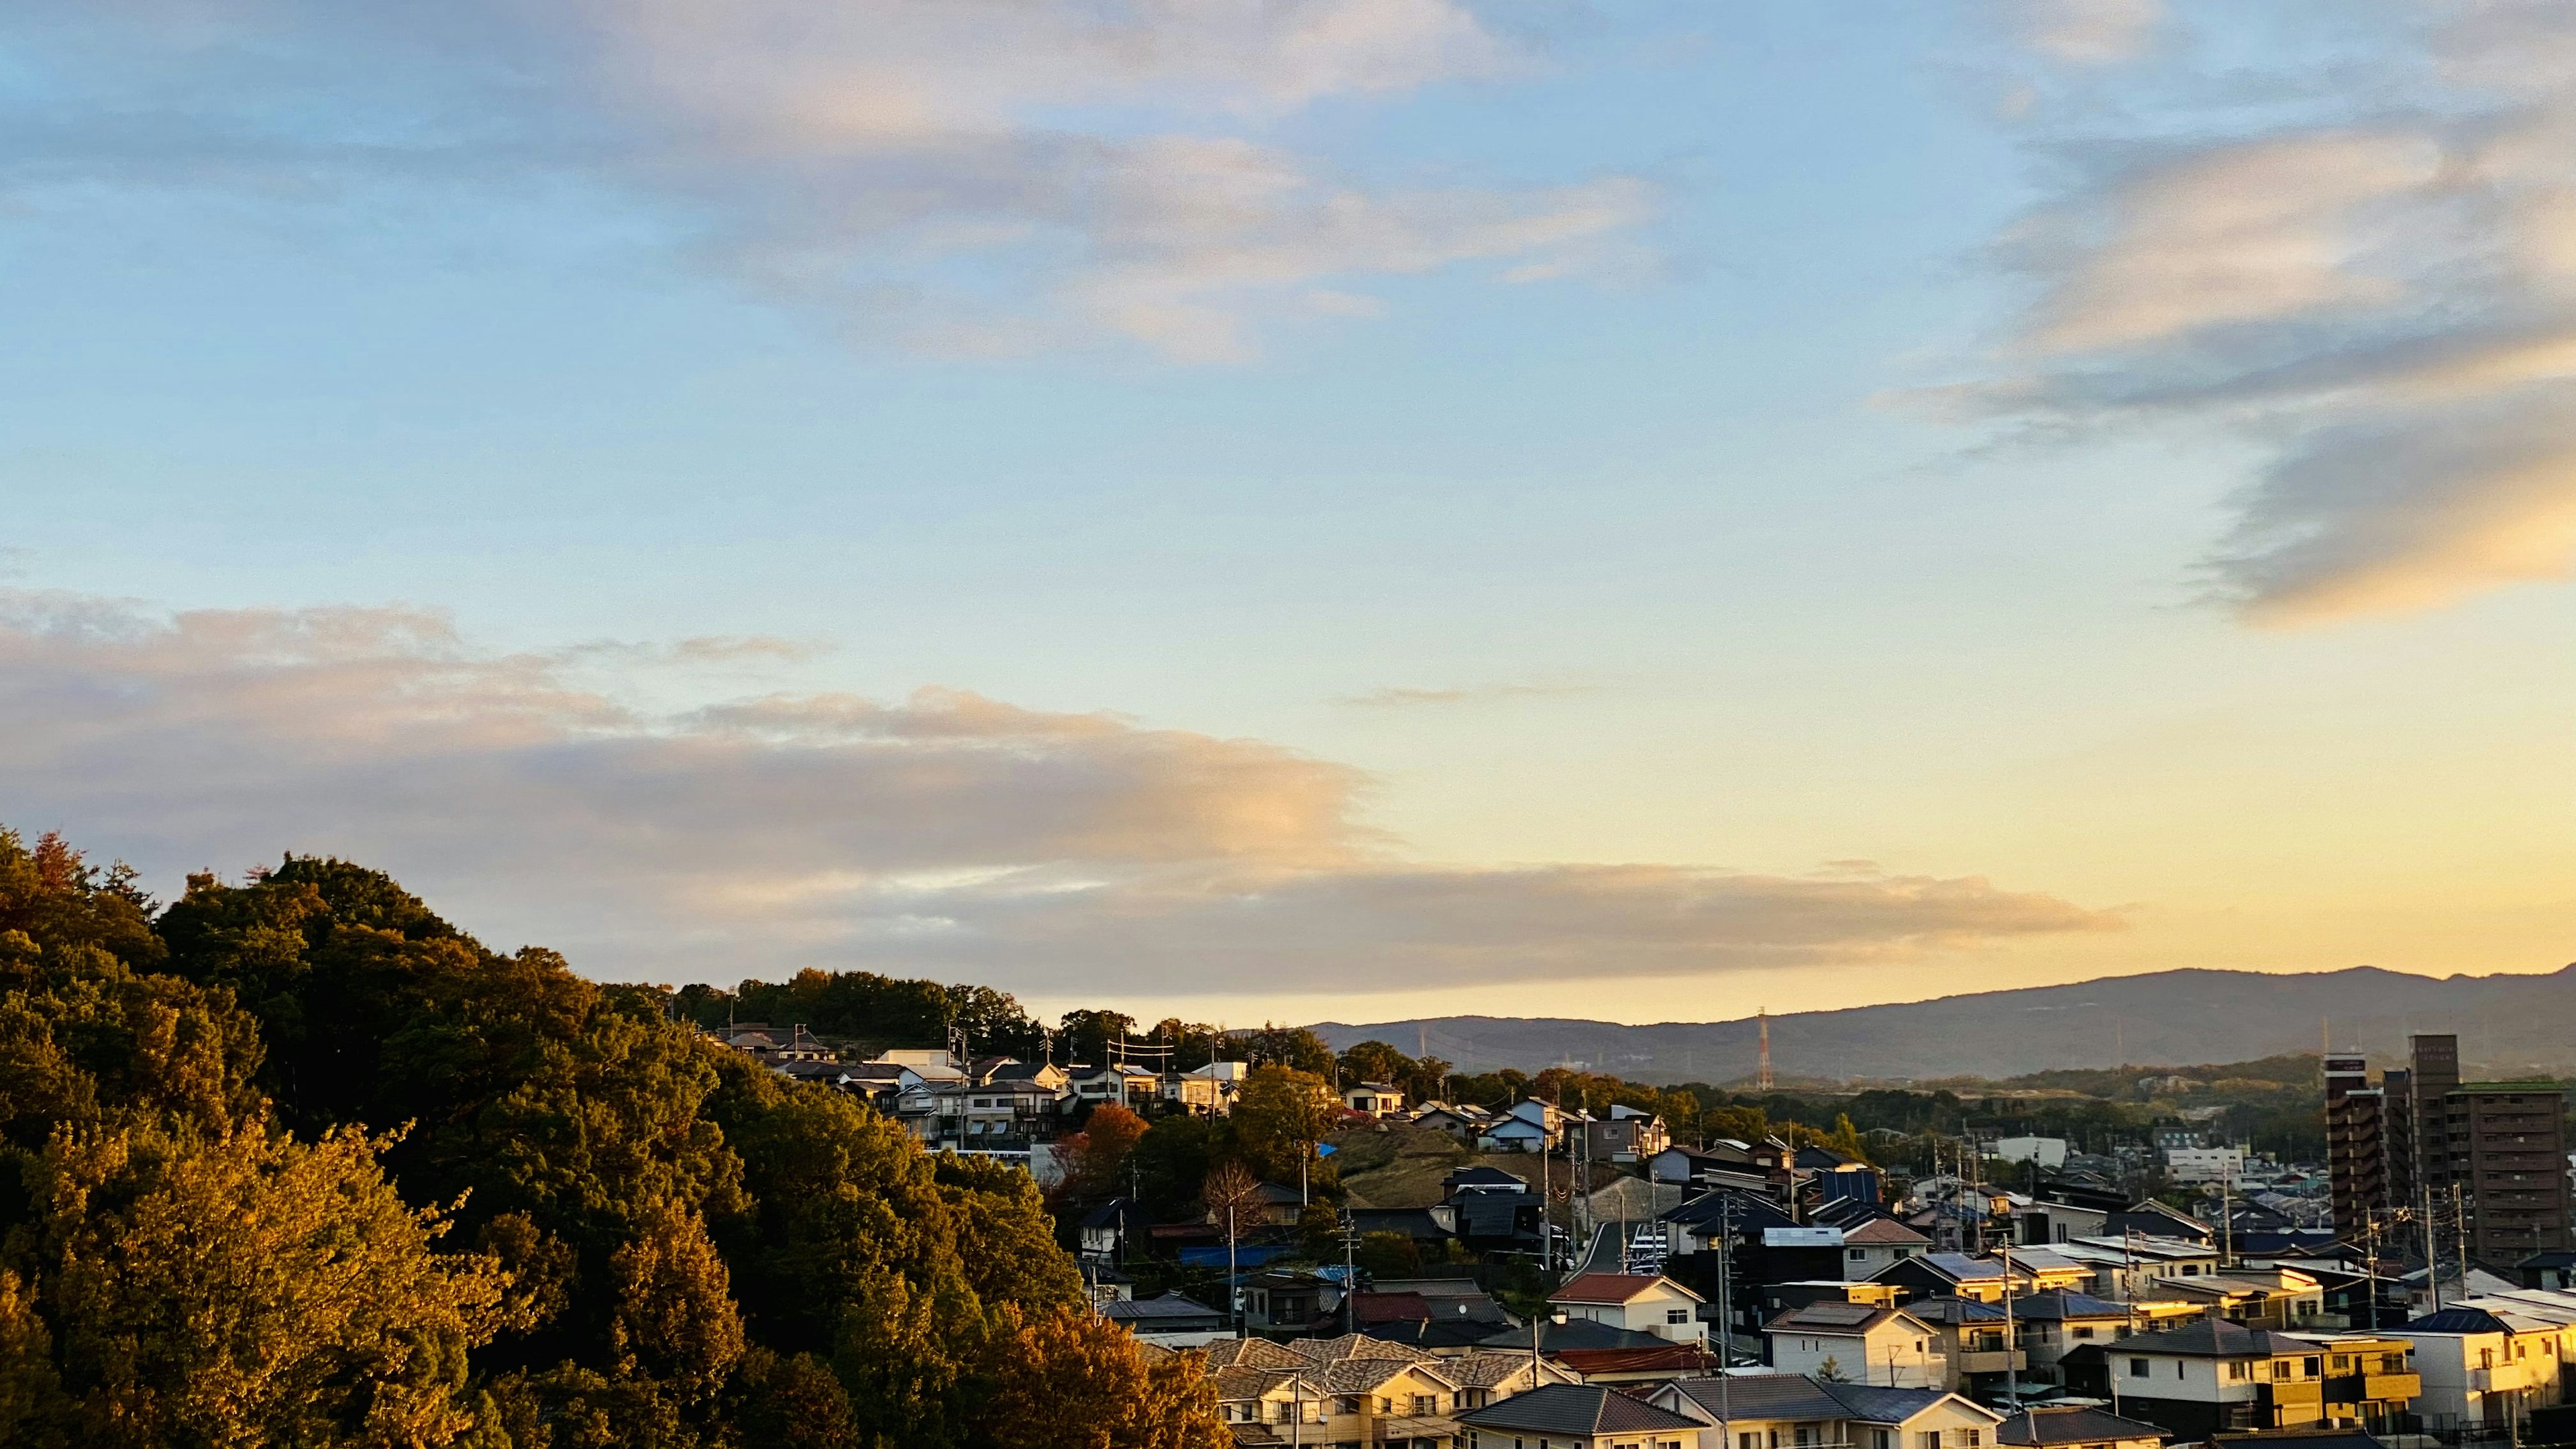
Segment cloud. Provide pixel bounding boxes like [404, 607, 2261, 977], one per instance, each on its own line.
[1334, 682, 1596, 708]
[0, 0, 1652, 359]
[2005, 0, 2165, 66]
[1962, 1, 2576, 622]
[0, 591, 2118, 995]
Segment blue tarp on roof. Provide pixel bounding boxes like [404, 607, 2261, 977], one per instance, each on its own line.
[1178, 1243, 1295, 1269]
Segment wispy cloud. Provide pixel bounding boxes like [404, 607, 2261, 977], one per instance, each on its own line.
[0, 0, 1653, 360]
[1333, 681, 1597, 708]
[2004, 0, 2166, 66]
[0, 591, 2118, 994]
[1957, 0, 2576, 623]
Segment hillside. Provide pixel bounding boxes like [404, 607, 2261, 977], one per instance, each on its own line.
[1311, 964, 2576, 1083]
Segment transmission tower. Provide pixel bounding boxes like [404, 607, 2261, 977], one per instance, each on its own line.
[1757, 1009, 1773, 1091]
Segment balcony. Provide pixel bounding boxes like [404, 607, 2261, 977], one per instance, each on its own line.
[1957, 1350, 2028, 1375]
[2468, 1366, 2528, 1393]
[2259, 1381, 2324, 1426]
[2357, 1373, 2420, 1403]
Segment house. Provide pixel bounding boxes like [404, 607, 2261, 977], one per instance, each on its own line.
[1762, 1301, 1946, 1389]
[1344, 1081, 1407, 1117]
[2013, 1291, 2145, 1385]
[2385, 1305, 2561, 1435]
[1841, 1218, 1935, 1277]
[1078, 1197, 1148, 1265]
[1208, 1334, 1571, 1446]
[1102, 1290, 1230, 1346]
[1067, 1063, 1159, 1108]
[1550, 1344, 1724, 1385]
[1477, 1099, 1566, 1154]
[2150, 1270, 2328, 1332]
[1996, 1405, 2167, 1449]
[1454, 1383, 1706, 1449]
[1243, 1271, 1344, 1333]
[1163, 1059, 1247, 1114]
[1904, 1296, 2027, 1396]
[2061, 1318, 2419, 1438]
[1652, 1375, 2008, 1449]
[1582, 1106, 1672, 1163]
[1206, 1179, 1307, 1230]
[1997, 1138, 2071, 1169]
[2051, 1236, 2226, 1299]
[1550, 1273, 1709, 1345]
[1412, 1102, 1494, 1144]
[1874, 1252, 2037, 1305]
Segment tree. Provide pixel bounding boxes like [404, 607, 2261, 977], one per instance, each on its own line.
[15, 1120, 508, 1448]
[1232, 1066, 1333, 1184]
[1054, 1103, 1148, 1205]
[1337, 1040, 1415, 1087]
[1816, 1355, 1847, 1383]
[971, 1307, 1225, 1449]
[1354, 1232, 1419, 1283]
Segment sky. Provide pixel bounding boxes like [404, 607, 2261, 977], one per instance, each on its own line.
[5, 0, 2575, 1028]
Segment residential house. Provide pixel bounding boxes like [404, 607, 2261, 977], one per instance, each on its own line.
[1344, 1081, 1407, 1117]
[2060, 1319, 2419, 1439]
[1163, 1059, 1247, 1114]
[1763, 1302, 1947, 1390]
[1479, 1099, 1566, 1154]
[1873, 1253, 2037, 1305]
[2150, 1270, 2328, 1332]
[1455, 1383, 1707, 1449]
[1103, 1290, 1230, 1346]
[1210, 1334, 1572, 1448]
[2050, 1236, 2225, 1300]
[1243, 1271, 1344, 1334]
[1996, 1406, 2167, 1449]
[1904, 1297, 2027, 1397]
[2385, 1305, 2564, 1435]
[1206, 1179, 1307, 1231]
[1582, 1106, 1673, 1163]
[1841, 1219, 1934, 1278]
[1652, 1376, 2006, 1449]
[1077, 1197, 1148, 1265]
[1551, 1273, 1709, 1346]
[1067, 1063, 1159, 1110]
[1413, 1102, 1495, 1144]
[2013, 1291, 2145, 1386]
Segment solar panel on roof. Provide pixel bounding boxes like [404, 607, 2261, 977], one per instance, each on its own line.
[1801, 1301, 1878, 1324]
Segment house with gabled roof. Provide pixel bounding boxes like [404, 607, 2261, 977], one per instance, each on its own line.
[1650, 1376, 2004, 1449]
[1550, 1273, 1707, 1345]
[1997, 1405, 2167, 1449]
[1454, 1382, 1704, 1449]
[1764, 1301, 1946, 1389]
[2058, 1318, 2420, 1440]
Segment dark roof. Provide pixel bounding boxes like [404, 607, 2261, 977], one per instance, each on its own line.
[1347, 1207, 1450, 1240]
[2208, 1432, 2385, 1449]
[2400, 1307, 2516, 1335]
[2013, 1290, 2134, 1322]
[1446, 1166, 1529, 1191]
[1349, 1292, 1433, 1325]
[1360, 1317, 1511, 1350]
[2121, 1318, 2314, 1358]
[1551, 1345, 1720, 1377]
[983, 1060, 1059, 1082]
[1080, 1197, 1138, 1229]
[2518, 1250, 2576, 1269]
[1666, 1373, 1849, 1421]
[1455, 1384, 1701, 1436]
[1905, 1297, 2008, 1326]
[2000, 1407, 2169, 1445]
[1818, 1383, 1990, 1424]
[1477, 1318, 1670, 1352]
[1103, 1291, 1223, 1324]
[1766, 1300, 1905, 1334]
[1553, 1273, 1686, 1305]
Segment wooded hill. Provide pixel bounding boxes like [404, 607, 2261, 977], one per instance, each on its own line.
[0, 828, 1222, 1449]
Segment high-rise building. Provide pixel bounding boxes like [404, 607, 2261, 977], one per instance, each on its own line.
[2441, 1081, 2571, 1265]
[2324, 1050, 2387, 1240]
[2382, 1065, 2416, 1213]
[2411, 1033, 2461, 1197]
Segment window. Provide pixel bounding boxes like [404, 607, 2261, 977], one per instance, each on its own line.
[2226, 1363, 2249, 1383]
[1669, 1309, 1691, 1324]
[2130, 1359, 2150, 1379]
[1852, 1248, 1870, 1260]
[1741, 1434, 1762, 1449]
[1335, 1396, 1360, 1415]
[2481, 1349, 2495, 1370]
[1966, 1433, 1982, 1447]
[1920, 1433, 1943, 1449]
[2074, 1328, 2094, 1340]
[2304, 1358, 2321, 1377]
[1413, 1395, 1438, 1415]
[2271, 1362, 2291, 1382]
[1872, 1431, 1892, 1449]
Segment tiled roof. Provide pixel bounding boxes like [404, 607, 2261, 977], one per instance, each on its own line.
[1665, 1373, 1850, 1422]
[1552, 1272, 1690, 1305]
[1551, 1344, 1721, 1377]
[1845, 1218, 1933, 1246]
[1445, 1352, 1544, 1389]
[1455, 1383, 1703, 1436]
[2399, 1307, 2515, 1335]
[1350, 1292, 1434, 1324]
[2121, 1318, 2317, 1358]
[1201, 1338, 1307, 1371]
[1291, 1332, 1435, 1364]
[1817, 1383, 1992, 1425]
[2000, 1407, 2169, 1445]
[1765, 1300, 1902, 1334]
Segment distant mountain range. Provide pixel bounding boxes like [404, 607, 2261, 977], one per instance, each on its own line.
[1309, 965, 2576, 1085]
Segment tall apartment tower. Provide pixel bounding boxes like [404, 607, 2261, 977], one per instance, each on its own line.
[2411, 1034, 2461, 1197]
[2382, 1065, 2416, 1213]
[2324, 1051, 2388, 1240]
[2445, 1082, 2572, 1264]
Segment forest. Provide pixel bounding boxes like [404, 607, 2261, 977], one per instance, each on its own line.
[0, 828, 1222, 1449]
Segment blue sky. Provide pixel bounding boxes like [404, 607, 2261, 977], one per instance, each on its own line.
[7, 0, 2575, 1027]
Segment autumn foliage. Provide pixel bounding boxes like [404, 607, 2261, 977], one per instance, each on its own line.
[0, 828, 1222, 1449]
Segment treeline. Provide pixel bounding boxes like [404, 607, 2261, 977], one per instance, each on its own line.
[0, 830, 1223, 1449]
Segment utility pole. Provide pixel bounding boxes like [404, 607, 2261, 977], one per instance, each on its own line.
[2454, 1182, 2469, 1291]
[2000, 1238, 2021, 1407]
[1715, 1201, 1735, 1449]
[2424, 1174, 2443, 1313]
